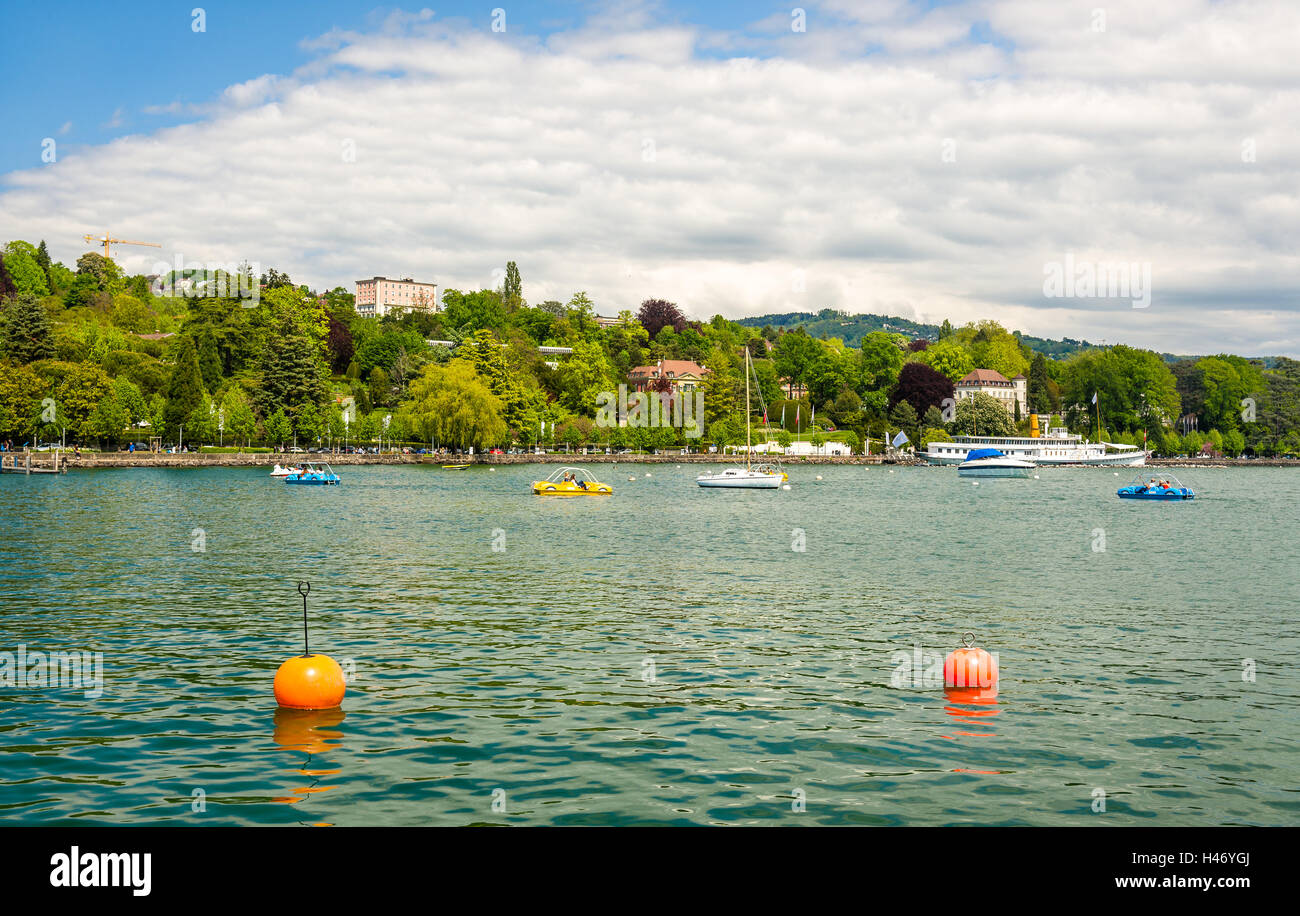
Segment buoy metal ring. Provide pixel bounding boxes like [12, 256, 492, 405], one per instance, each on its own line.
[960, 631, 976, 648]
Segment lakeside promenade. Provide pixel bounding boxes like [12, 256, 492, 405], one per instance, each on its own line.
[6, 450, 1296, 471]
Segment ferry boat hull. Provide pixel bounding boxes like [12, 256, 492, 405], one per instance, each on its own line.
[925, 426, 1146, 467]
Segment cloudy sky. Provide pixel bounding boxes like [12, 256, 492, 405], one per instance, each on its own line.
[2, 0, 1298, 355]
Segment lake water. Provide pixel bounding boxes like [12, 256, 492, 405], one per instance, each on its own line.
[2, 463, 1298, 826]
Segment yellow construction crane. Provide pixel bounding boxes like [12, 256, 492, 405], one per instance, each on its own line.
[82, 232, 162, 259]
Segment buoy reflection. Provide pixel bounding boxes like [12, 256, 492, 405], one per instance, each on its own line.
[271, 706, 346, 811]
[941, 685, 1002, 772]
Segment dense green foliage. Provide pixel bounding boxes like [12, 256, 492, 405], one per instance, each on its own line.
[2, 237, 1297, 456]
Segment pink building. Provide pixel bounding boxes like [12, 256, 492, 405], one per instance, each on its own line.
[355, 276, 439, 318]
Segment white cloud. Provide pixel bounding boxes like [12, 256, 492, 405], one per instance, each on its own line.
[2, 0, 1298, 355]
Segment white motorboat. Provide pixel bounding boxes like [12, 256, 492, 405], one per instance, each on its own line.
[270, 464, 303, 477]
[697, 349, 786, 490]
[957, 448, 1036, 478]
[696, 465, 785, 488]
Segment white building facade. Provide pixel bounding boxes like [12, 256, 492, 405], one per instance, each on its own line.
[956, 369, 1028, 417]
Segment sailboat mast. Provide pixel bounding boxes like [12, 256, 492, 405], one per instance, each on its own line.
[745, 347, 752, 470]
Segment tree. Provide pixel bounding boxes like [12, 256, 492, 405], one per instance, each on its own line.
[890, 362, 954, 417]
[951, 392, 1016, 436]
[557, 339, 615, 413]
[961, 320, 1029, 380]
[197, 334, 223, 392]
[1027, 352, 1053, 413]
[0, 253, 16, 300]
[260, 268, 293, 289]
[264, 408, 292, 448]
[163, 337, 205, 438]
[441, 288, 506, 333]
[0, 363, 46, 440]
[327, 314, 354, 373]
[109, 294, 155, 334]
[75, 252, 122, 289]
[1, 244, 49, 298]
[888, 400, 919, 440]
[1060, 346, 1179, 434]
[503, 261, 523, 310]
[774, 329, 822, 392]
[258, 323, 327, 420]
[2, 293, 55, 363]
[295, 402, 324, 444]
[637, 299, 686, 339]
[85, 389, 129, 446]
[221, 387, 257, 446]
[34, 241, 54, 290]
[455, 329, 533, 434]
[399, 361, 507, 450]
[55, 364, 114, 439]
[1196, 355, 1262, 432]
[920, 337, 973, 383]
[369, 366, 392, 408]
[111, 375, 146, 425]
[858, 331, 904, 390]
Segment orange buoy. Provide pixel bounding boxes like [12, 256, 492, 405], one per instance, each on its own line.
[274, 654, 345, 709]
[274, 581, 346, 710]
[943, 632, 998, 690]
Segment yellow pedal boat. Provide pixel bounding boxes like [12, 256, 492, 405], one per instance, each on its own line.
[532, 466, 612, 495]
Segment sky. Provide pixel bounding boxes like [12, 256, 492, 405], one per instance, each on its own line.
[2, 0, 1298, 356]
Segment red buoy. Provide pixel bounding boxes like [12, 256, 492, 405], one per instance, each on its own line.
[944, 632, 998, 690]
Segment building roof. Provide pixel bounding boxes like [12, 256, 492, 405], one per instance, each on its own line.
[629, 359, 710, 380]
[958, 368, 1012, 385]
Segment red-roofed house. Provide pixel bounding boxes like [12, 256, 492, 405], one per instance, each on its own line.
[956, 368, 1027, 417]
[629, 359, 710, 393]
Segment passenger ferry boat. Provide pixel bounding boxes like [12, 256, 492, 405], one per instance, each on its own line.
[925, 425, 1146, 467]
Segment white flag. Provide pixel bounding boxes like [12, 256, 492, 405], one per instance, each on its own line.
[1091, 392, 1098, 405]
[892, 431, 909, 447]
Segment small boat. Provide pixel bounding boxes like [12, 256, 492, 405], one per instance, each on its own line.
[284, 463, 341, 485]
[532, 466, 612, 495]
[270, 464, 303, 477]
[697, 348, 786, 489]
[958, 448, 1036, 478]
[442, 464, 470, 470]
[1117, 473, 1193, 500]
[696, 465, 785, 488]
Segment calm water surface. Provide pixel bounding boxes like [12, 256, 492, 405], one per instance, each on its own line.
[2, 463, 1298, 825]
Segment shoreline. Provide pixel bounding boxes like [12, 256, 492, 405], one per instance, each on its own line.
[6, 451, 1296, 471]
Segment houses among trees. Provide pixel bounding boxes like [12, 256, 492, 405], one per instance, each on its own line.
[2, 237, 1298, 456]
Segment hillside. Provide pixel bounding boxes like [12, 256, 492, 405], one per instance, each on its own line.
[735, 309, 1192, 362]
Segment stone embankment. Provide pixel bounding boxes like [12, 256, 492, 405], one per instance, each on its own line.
[13, 451, 921, 470]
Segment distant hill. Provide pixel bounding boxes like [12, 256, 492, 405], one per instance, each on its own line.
[735, 309, 1201, 362]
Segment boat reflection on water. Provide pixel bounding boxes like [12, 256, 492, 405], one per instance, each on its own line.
[271, 707, 346, 820]
[941, 684, 1002, 774]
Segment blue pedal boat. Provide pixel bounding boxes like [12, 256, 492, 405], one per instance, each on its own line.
[283, 462, 340, 485]
[1117, 473, 1192, 500]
